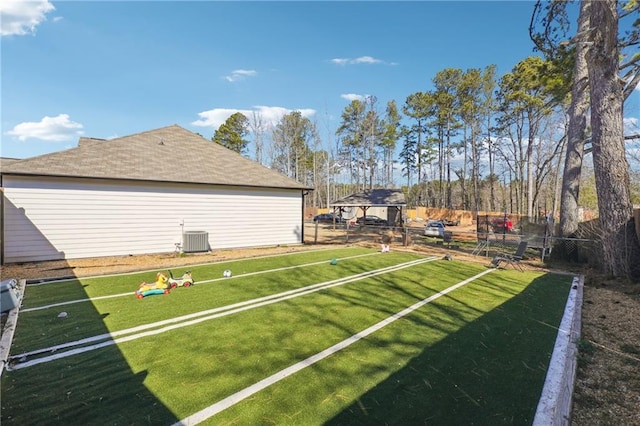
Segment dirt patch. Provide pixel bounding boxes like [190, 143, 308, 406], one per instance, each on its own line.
[0, 245, 335, 281]
[0, 241, 479, 281]
[571, 278, 640, 425]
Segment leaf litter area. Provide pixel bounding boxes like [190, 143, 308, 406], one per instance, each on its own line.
[1, 241, 639, 425]
[571, 277, 640, 426]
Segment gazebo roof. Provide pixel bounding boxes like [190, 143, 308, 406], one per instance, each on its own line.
[330, 189, 406, 207]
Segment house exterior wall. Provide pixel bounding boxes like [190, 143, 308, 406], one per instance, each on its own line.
[2, 176, 303, 263]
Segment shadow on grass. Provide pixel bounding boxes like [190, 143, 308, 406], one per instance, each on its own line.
[325, 273, 572, 425]
[2, 255, 571, 424]
[1, 273, 178, 424]
[294, 261, 525, 354]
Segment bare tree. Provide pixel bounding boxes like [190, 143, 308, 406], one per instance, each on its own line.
[271, 111, 314, 183]
[496, 57, 554, 217]
[531, 113, 568, 216]
[248, 111, 266, 165]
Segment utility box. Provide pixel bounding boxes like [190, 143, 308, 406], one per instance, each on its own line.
[1, 279, 20, 313]
[183, 231, 209, 253]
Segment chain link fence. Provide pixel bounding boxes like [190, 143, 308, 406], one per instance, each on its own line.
[305, 214, 601, 267]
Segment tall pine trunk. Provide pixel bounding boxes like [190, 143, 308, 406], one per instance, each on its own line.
[588, 0, 639, 278]
[559, 0, 590, 239]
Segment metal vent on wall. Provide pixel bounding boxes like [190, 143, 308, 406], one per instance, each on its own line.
[183, 231, 209, 253]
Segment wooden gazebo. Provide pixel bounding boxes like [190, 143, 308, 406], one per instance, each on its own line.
[329, 189, 406, 227]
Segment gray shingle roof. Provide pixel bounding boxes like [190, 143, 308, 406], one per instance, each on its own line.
[0, 157, 21, 170]
[2, 125, 310, 190]
[330, 189, 406, 207]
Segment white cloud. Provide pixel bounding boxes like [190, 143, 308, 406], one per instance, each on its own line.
[330, 56, 390, 65]
[192, 108, 247, 129]
[7, 114, 84, 142]
[224, 69, 257, 82]
[252, 106, 315, 127]
[330, 58, 350, 66]
[0, 0, 55, 36]
[341, 93, 366, 102]
[192, 106, 316, 130]
[352, 56, 382, 64]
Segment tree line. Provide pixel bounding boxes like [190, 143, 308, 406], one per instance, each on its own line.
[211, 60, 584, 217]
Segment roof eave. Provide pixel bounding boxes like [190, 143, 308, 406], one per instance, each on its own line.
[1, 171, 313, 191]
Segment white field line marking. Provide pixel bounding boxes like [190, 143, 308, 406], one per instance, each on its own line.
[13, 257, 434, 361]
[175, 268, 496, 425]
[22, 252, 380, 313]
[26, 246, 343, 286]
[8, 257, 438, 369]
[14, 256, 429, 360]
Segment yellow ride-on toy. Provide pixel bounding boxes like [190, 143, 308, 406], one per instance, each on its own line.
[168, 270, 194, 288]
[135, 272, 170, 299]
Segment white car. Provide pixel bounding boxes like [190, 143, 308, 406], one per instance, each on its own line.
[424, 220, 445, 237]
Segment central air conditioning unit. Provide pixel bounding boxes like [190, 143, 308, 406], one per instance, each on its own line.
[182, 231, 209, 253]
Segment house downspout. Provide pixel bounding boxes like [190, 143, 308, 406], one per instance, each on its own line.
[1, 174, 4, 265]
[302, 190, 309, 244]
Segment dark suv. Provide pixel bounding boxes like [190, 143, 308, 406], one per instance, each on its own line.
[313, 213, 346, 224]
[356, 215, 388, 226]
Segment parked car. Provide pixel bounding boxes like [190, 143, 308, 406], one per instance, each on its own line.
[441, 218, 460, 226]
[491, 217, 513, 233]
[313, 213, 345, 223]
[356, 215, 388, 226]
[424, 220, 445, 237]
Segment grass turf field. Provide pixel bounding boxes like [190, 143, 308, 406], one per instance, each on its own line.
[1, 247, 572, 424]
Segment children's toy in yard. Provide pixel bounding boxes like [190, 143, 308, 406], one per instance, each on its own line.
[380, 232, 392, 253]
[168, 270, 194, 288]
[136, 272, 170, 299]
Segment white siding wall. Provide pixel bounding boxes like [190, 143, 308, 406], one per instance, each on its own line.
[3, 176, 303, 263]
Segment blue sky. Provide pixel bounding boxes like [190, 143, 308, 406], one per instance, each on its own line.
[2, 1, 639, 165]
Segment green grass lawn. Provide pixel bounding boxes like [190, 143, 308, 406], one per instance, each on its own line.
[1, 247, 573, 425]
